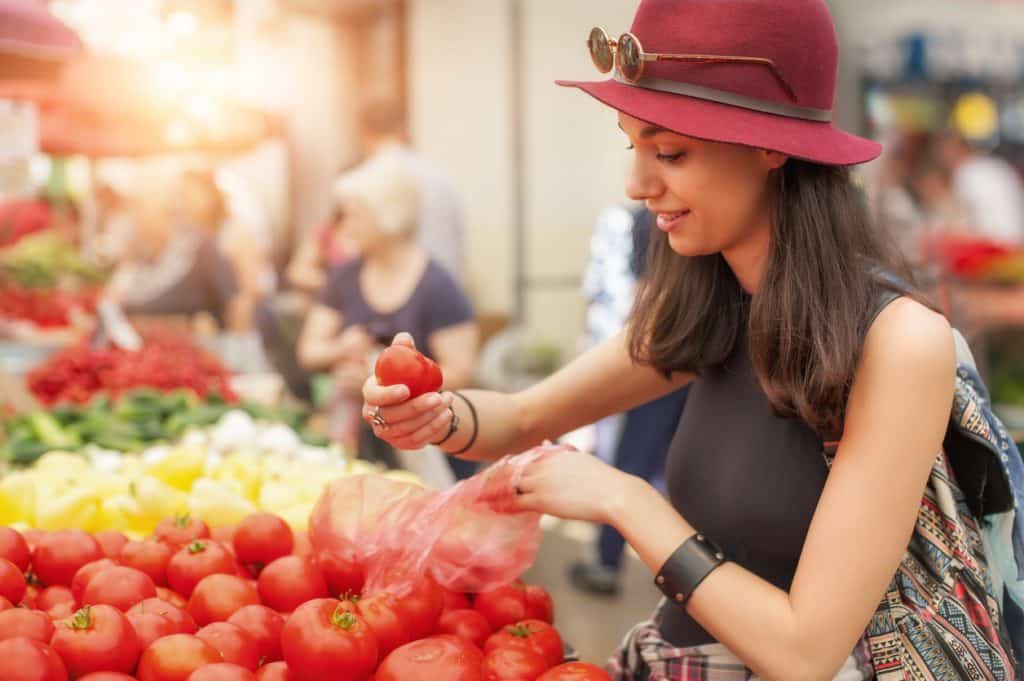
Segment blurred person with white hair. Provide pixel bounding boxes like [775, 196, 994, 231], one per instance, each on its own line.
[297, 153, 479, 476]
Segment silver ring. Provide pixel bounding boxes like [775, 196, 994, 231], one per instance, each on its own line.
[371, 405, 388, 430]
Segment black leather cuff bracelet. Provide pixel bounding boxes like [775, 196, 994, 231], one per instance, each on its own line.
[654, 532, 726, 607]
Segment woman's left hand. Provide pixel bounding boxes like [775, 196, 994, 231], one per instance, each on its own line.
[504, 448, 637, 525]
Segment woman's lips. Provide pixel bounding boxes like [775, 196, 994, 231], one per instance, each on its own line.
[656, 210, 690, 232]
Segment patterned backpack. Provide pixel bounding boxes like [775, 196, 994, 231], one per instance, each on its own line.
[824, 327, 1021, 680]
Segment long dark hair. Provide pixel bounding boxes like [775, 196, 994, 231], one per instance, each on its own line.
[627, 159, 930, 435]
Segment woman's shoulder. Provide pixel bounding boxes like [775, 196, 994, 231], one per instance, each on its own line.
[862, 296, 955, 379]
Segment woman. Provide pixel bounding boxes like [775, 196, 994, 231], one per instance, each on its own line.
[362, 1, 971, 679]
[298, 153, 478, 474]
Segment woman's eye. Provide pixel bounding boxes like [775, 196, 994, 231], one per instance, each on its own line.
[656, 152, 685, 162]
[625, 144, 635, 150]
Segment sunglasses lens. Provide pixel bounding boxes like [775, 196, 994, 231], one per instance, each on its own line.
[618, 34, 643, 81]
[588, 27, 613, 73]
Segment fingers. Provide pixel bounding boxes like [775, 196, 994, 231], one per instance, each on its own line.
[392, 332, 416, 349]
[363, 375, 410, 406]
[369, 391, 451, 424]
[392, 406, 454, 450]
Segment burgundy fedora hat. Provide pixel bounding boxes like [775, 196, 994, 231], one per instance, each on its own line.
[557, 0, 881, 166]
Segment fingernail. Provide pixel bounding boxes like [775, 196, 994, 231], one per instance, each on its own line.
[427, 394, 442, 407]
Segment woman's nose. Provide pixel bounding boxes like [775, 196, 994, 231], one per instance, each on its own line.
[625, 154, 662, 202]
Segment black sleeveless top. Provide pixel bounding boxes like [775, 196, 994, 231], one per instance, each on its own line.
[659, 285, 902, 647]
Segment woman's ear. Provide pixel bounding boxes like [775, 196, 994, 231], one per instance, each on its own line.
[758, 149, 789, 171]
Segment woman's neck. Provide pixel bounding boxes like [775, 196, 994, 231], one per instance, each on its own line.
[364, 239, 419, 271]
[721, 216, 772, 294]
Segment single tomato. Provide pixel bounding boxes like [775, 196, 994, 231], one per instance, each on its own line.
[0, 558, 26, 604]
[0, 528, 31, 572]
[71, 558, 117, 604]
[51, 604, 142, 678]
[127, 608, 180, 650]
[474, 583, 528, 631]
[35, 584, 74, 612]
[167, 540, 236, 598]
[82, 565, 158, 611]
[535, 663, 613, 681]
[196, 622, 260, 671]
[316, 550, 364, 597]
[136, 634, 222, 681]
[0, 608, 55, 642]
[481, 645, 550, 681]
[257, 556, 328, 613]
[129, 597, 198, 634]
[254, 661, 293, 681]
[281, 599, 378, 681]
[0, 638, 68, 681]
[120, 540, 173, 587]
[374, 345, 443, 398]
[187, 662, 257, 681]
[233, 514, 293, 571]
[344, 592, 409, 661]
[393, 574, 445, 640]
[94, 531, 130, 559]
[376, 635, 483, 681]
[31, 529, 103, 587]
[484, 620, 563, 668]
[227, 605, 285, 664]
[156, 515, 211, 548]
[523, 585, 554, 623]
[438, 609, 492, 649]
[188, 574, 260, 626]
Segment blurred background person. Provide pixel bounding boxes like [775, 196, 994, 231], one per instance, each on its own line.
[297, 153, 478, 477]
[936, 129, 1024, 245]
[105, 178, 243, 331]
[357, 94, 466, 284]
[285, 201, 356, 299]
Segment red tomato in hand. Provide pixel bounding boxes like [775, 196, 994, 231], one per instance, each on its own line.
[484, 620, 563, 668]
[233, 514, 293, 571]
[127, 608, 181, 650]
[156, 515, 211, 548]
[129, 597, 198, 634]
[94, 531, 130, 559]
[168, 540, 236, 598]
[0, 608, 55, 642]
[72, 558, 117, 604]
[227, 605, 285, 664]
[32, 529, 104, 587]
[281, 599, 378, 681]
[120, 540, 173, 587]
[196, 622, 260, 671]
[523, 585, 554, 623]
[137, 634, 223, 681]
[0, 638, 68, 681]
[438, 609, 492, 648]
[188, 574, 260, 626]
[36, 584, 74, 612]
[0, 528, 31, 572]
[392, 574, 445, 640]
[474, 583, 528, 631]
[82, 565, 158, 610]
[258, 556, 328, 613]
[187, 663, 257, 681]
[254, 661, 293, 681]
[376, 635, 483, 681]
[51, 604, 142, 678]
[481, 646, 551, 681]
[535, 663, 612, 681]
[0, 558, 26, 604]
[344, 593, 409, 661]
[374, 345, 443, 398]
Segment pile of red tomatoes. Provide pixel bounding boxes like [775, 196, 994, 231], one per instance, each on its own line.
[0, 513, 610, 681]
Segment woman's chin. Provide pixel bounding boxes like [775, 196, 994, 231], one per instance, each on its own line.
[666, 233, 707, 257]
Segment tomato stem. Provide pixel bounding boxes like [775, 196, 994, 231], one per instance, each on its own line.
[175, 513, 192, 529]
[68, 605, 93, 630]
[330, 604, 358, 631]
[186, 539, 207, 554]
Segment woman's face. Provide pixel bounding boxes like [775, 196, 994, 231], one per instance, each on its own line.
[338, 198, 383, 254]
[618, 112, 785, 260]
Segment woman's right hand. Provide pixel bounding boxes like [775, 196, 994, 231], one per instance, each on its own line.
[361, 332, 455, 451]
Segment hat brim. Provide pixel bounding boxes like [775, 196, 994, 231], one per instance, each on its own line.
[556, 78, 881, 166]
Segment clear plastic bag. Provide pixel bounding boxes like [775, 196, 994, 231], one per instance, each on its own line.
[310, 443, 569, 595]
